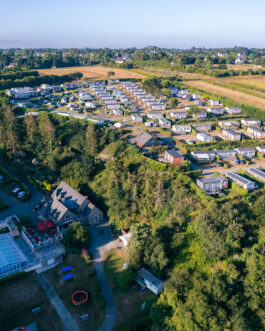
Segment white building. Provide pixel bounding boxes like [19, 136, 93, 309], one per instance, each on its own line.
[225, 106, 242, 115]
[241, 119, 261, 127]
[172, 125, 191, 134]
[147, 112, 164, 119]
[209, 100, 220, 106]
[196, 132, 213, 143]
[169, 111, 187, 119]
[207, 107, 224, 115]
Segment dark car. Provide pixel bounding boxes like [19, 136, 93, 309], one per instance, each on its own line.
[231, 159, 240, 165]
[33, 204, 42, 212]
[239, 160, 246, 164]
[215, 161, 223, 167]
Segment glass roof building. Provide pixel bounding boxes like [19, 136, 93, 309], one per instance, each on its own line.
[0, 233, 29, 279]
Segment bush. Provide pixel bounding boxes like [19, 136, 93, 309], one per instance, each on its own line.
[64, 221, 90, 248]
[116, 267, 136, 288]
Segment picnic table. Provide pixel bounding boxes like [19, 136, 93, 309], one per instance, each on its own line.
[63, 273, 74, 281]
[61, 266, 72, 272]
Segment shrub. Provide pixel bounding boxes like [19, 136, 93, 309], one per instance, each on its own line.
[116, 267, 136, 288]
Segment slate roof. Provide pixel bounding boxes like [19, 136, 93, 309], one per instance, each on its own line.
[49, 199, 70, 223]
[136, 132, 154, 147]
[52, 181, 87, 207]
[165, 150, 183, 158]
[197, 176, 226, 184]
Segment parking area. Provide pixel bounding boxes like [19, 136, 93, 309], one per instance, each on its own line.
[198, 158, 265, 175]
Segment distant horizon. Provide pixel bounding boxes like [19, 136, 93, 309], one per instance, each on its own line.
[0, 41, 264, 51]
[1, 0, 265, 50]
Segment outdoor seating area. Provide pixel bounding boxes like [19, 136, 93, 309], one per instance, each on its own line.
[62, 265, 74, 281]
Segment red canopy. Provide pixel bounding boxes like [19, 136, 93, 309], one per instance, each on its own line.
[36, 219, 55, 231]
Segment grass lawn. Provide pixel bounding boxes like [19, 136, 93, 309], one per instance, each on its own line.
[45, 248, 105, 331]
[104, 249, 156, 331]
[0, 272, 63, 331]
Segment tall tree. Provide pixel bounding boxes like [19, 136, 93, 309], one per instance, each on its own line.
[39, 112, 55, 153]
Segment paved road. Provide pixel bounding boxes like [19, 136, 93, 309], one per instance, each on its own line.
[89, 221, 118, 331]
[0, 163, 43, 220]
[38, 274, 80, 331]
[99, 108, 108, 120]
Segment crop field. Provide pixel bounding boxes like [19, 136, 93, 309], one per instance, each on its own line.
[223, 76, 265, 87]
[226, 64, 260, 71]
[38, 65, 147, 80]
[185, 79, 265, 108]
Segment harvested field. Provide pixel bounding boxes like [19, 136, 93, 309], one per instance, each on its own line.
[222, 76, 265, 87]
[226, 64, 260, 71]
[38, 65, 146, 80]
[185, 79, 265, 109]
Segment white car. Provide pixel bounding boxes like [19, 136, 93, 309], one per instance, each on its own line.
[186, 140, 195, 145]
[18, 191, 26, 199]
[12, 187, 21, 195]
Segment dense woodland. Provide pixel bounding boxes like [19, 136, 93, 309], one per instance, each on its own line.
[0, 95, 264, 330]
[0, 69, 82, 90]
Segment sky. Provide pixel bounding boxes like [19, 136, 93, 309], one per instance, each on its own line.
[1, 0, 265, 49]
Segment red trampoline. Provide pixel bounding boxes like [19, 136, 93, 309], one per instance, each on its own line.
[72, 291, 88, 306]
[36, 219, 55, 231]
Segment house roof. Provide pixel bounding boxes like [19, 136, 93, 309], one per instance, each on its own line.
[49, 199, 70, 224]
[247, 126, 265, 133]
[223, 128, 240, 135]
[247, 168, 265, 179]
[136, 132, 154, 147]
[191, 151, 215, 156]
[137, 267, 164, 288]
[215, 149, 237, 154]
[235, 148, 255, 152]
[193, 123, 211, 128]
[52, 181, 88, 207]
[165, 150, 183, 158]
[226, 172, 253, 185]
[197, 176, 226, 184]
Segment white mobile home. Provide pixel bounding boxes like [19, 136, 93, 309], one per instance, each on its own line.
[241, 119, 261, 127]
[246, 127, 265, 139]
[172, 125, 191, 134]
[207, 107, 224, 115]
[196, 132, 213, 143]
[226, 172, 256, 191]
[209, 100, 220, 106]
[169, 111, 187, 120]
[225, 106, 242, 115]
[222, 129, 241, 141]
[136, 268, 164, 294]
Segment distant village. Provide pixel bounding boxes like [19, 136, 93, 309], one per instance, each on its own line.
[5, 77, 265, 198]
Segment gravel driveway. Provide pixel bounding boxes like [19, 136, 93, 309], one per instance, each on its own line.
[89, 221, 119, 331]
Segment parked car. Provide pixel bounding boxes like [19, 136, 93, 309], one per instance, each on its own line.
[12, 187, 21, 196]
[18, 191, 26, 199]
[33, 204, 41, 212]
[231, 159, 240, 165]
[215, 161, 223, 167]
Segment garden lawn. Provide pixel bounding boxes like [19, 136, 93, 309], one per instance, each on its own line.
[45, 248, 105, 331]
[104, 249, 156, 331]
